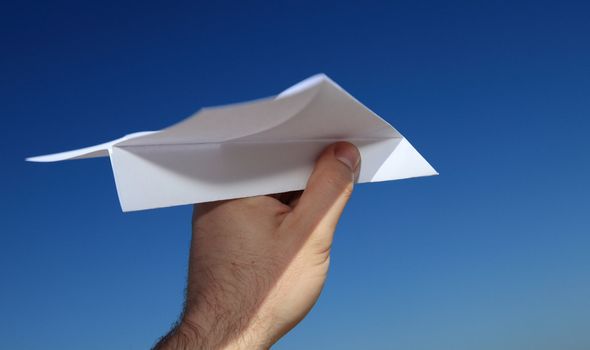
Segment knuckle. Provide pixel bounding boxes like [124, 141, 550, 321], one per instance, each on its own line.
[324, 179, 353, 202]
[341, 182, 354, 198]
[308, 238, 333, 267]
[324, 171, 353, 194]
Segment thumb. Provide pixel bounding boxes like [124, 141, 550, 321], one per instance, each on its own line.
[291, 142, 360, 241]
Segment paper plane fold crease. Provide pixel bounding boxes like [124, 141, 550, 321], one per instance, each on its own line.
[27, 74, 437, 212]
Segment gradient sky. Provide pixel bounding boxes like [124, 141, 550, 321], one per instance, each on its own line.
[1, 1, 590, 349]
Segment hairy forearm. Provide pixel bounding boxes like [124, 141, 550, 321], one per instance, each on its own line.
[153, 296, 272, 350]
[153, 319, 269, 350]
[153, 321, 201, 350]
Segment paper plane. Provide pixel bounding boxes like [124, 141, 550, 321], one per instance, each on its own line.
[28, 74, 437, 212]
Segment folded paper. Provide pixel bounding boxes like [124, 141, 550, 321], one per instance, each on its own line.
[27, 74, 437, 212]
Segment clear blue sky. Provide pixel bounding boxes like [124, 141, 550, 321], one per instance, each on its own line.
[1, 1, 589, 349]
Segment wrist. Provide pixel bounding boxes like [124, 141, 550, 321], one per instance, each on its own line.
[175, 315, 272, 350]
[159, 312, 271, 350]
[175, 279, 277, 350]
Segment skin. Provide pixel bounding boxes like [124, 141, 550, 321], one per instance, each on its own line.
[153, 142, 361, 350]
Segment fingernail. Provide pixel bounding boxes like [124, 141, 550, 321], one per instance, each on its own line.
[335, 143, 360, 171]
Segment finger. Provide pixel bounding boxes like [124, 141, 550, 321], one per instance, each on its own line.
[290, 142, 360, 239]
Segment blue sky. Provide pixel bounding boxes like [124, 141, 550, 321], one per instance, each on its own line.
[1, 1, 589, 349]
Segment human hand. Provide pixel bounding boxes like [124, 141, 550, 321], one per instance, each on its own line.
[154, 142, 361, 350]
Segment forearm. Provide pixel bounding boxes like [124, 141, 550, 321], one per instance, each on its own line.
[153, 321, 201, 350]
[153, 302, 272, 350]
[154, 320, 269, 350]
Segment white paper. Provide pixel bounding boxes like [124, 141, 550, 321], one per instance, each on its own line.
[27, 74, 437, 212]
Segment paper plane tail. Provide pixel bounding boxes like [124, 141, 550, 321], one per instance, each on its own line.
[26, 131, 157, 162]
[26, 148, 110, 162]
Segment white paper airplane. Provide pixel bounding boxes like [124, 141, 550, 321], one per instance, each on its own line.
[27, 74, 437, 212]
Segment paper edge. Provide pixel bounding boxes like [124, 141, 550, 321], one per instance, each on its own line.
[26, 131, 157, 162]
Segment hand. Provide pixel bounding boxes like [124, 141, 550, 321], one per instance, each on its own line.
[154, 142, 361, 350]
